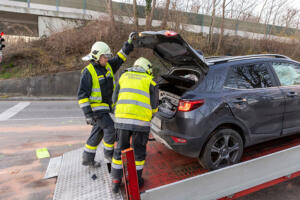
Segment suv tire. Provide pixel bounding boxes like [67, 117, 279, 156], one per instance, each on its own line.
[199, 128, 243, 170]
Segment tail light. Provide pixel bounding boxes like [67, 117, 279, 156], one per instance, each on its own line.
[164, 31, 177, 37]
[171, 136, 187, 143]
[178, 99, 204, 112]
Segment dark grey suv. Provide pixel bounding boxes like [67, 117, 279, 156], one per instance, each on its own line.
[134, 31, 300, 170]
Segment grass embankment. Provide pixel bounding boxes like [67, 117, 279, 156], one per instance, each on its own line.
[1, 20, 300, 80]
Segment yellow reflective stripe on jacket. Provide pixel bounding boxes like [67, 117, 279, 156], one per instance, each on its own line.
[78, 98, 89, 104]
[90, 103, 109, 108]
[119, 88, 150, 98]
[105, 63, 116, 90]
[85, 144, 97, 150]
[90, 102, 110, 111]
[117, 99, 151, 110]
[117, 50, 127, 62]
[86, 64, 102, 103]
[151, 80, 157, 86]
[78, 98, 90, 108]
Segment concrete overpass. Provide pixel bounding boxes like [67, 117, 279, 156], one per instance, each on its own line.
[0, 0, 105, 37]
[0, 0, 296, 42]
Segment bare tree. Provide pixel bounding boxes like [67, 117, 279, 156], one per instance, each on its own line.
[216, 0, 233, 54]
[208, 0, 218, 45]
[263, 0, 276, 37]
[161, 0, 171, 29]
[257, 0, 269, 23]
[145, 0, 152, 30]
[284, 8, 298, 29]
[229, 0, 256, 35]
[106, 0, 115, 32]
[133, 0, 139, 31]
[272, 0, 288, 25]
[146, 0, 157, 30]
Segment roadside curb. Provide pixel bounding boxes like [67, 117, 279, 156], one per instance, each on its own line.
[0, 96, 77, 101]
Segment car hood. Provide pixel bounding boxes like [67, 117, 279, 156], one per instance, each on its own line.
[133, 30, 209, 75]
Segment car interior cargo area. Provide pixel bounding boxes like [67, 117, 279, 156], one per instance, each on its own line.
[158, 67, 203, 118]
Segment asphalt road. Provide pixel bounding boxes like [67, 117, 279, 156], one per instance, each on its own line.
[0, 100, 299, 200]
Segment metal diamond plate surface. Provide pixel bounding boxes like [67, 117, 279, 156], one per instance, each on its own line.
[44, 156, 62, 179]
[53, 144, 122, 200]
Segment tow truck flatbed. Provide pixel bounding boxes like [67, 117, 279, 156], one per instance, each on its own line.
[140, 134, 300, 199]
[51, 134, 300, 200]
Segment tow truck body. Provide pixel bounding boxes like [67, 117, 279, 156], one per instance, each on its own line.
[50, 133, 300, 200]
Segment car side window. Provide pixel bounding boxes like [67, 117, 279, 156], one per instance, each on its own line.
[225, 63, 273, 89]
[272, 62, 300, 86]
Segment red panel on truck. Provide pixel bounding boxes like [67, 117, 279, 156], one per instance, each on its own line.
[140, 134, 300, 192]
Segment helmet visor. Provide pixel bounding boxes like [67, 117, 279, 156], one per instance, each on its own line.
[102, 54, 113, 59]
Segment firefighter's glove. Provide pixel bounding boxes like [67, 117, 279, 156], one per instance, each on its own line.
[122, 41, 134, 55]
[86, 116, 96, 126]
[128, 32, 137, 44]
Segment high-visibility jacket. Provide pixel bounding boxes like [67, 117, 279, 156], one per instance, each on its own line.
[78, 63, 116, 112]
[113, 70, 158, 131]
[78, 42, 133, 117]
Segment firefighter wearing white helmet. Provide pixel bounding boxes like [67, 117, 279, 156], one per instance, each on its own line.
[110, 57, 158, 193]
[78, 33, 136, 167]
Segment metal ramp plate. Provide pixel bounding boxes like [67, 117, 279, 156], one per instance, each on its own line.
[44, 156, 62, 179]
[53, 146, 122, 200]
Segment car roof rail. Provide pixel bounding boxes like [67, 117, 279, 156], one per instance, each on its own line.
[207, 54, 291, 64]
[205, 56, 232, 60]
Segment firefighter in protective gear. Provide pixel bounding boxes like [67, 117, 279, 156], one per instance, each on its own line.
[78, 35, 134, 167]
[111, 57, 158, 193]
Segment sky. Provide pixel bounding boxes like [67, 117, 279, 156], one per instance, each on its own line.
[114, 0, 300, 10]
[295, 1, 300, 9]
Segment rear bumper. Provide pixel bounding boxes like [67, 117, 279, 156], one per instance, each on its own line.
[150, 123, 203, 158]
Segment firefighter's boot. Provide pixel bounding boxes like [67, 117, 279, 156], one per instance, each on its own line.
[137, 170, 144, 187]
[138, 177, 144, 187]
[82, 151, 101, 167]
[112, 180, 121, 193]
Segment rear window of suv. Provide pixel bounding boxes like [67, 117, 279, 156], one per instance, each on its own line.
[272, 62, 300, 86]
[225, 63, 273, 89]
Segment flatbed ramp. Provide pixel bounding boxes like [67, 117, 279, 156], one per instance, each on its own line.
[52, 147, 122, 200]
[50, 134, 300, 200]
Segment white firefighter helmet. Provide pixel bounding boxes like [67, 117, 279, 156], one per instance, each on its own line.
[82, 41, 112, 61]
[133, 57, 153, 75]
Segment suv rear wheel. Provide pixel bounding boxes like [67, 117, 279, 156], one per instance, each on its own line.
[199, 128, 243, 170]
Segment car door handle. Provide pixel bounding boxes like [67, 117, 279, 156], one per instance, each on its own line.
[287, 92, 298, 97]
[232, 98, 247, 104]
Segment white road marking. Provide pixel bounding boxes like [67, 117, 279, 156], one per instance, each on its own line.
[0, 102, 31, 121]
[9, 116, 84, 121]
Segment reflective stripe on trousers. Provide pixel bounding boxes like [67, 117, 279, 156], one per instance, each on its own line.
[103, 141, 114, 150]
[84, 144, 97, 153]
[112, 159, 145, 170]
[112, 158, 123, 169]
[135, 160, 145, 170]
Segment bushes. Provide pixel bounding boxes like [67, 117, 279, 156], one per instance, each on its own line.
[1, 19, 300, 79]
